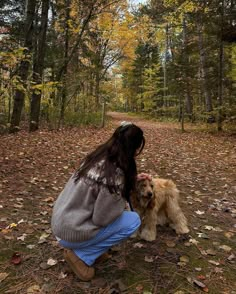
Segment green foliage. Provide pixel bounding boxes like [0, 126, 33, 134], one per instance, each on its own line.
[112, 0, 236, 130]
[44, 107, 102, 128]
[64, 111, 102, 126]
[0, 41, 31, 115]
[141, 63, 163, 104]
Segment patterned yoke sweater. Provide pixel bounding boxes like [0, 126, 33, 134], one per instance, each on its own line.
[51, 160, 126, 243]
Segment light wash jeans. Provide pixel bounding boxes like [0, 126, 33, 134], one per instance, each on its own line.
[58, 211, 141, 266]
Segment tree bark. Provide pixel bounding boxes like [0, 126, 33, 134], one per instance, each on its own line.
[217, 0, 224, 131]
[163, 24, 168, 107]
[197, 14, 213, 113]
[9, 0, 37, 133]
[182, 16, 193, 120]
[95, 71, 100, 107]
[29, 0, 50, 132]
[58, 0, 70, 128]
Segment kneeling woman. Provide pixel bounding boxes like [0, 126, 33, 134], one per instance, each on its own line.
[51, 122, 145, 281]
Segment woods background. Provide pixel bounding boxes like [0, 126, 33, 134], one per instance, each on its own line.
[0, 0, 235, 133]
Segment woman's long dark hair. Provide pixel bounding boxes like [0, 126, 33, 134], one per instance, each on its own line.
[74, 123, 145, 202]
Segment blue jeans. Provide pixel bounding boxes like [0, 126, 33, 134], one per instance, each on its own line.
[58, 211, 141, 266]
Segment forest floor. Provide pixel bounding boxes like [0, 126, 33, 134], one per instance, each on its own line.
[0, 112, 236, 294]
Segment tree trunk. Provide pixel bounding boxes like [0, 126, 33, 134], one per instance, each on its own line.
[58, 0, 70, 128]
[101, 100, 106, 128]
[95, 71, 100, 108]
[163, 24, 168, 107]
[29, 0, 49, 132]
[182, 16, 193, 120]
[217, 0, 224, 131]
[8, 71, 13, 123]
[197, 15, 213, 113]
[9, 0, 37, 133]
[185, 82, 193, 120]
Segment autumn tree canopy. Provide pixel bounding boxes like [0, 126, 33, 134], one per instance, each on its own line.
[0, 0, 235, 132]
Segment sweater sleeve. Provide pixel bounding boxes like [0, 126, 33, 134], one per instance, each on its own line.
[92, 185, 126, 226]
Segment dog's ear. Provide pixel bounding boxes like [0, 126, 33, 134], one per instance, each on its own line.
[136, 180, 142, 189]
[135, 180, 143, 197]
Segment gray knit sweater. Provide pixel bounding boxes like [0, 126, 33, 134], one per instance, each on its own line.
[51, 160, 126, 242]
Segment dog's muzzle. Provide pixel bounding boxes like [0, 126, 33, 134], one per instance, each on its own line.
[147, 192, 153, 198]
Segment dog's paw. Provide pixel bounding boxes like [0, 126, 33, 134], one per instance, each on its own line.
[130, 231, 138, 238]
[179, 227, 190, 234]
[172, 224, 190, 235]
[139, 229, 156, 242]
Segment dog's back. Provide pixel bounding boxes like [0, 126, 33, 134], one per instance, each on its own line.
[152, 178, 180, 200]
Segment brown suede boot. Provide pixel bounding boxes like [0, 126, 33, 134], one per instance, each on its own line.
[63, 249, 95, 281]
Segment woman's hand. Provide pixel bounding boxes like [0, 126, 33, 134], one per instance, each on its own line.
[137, 173, 152, 181]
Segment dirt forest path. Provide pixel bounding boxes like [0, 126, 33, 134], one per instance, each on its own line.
[0, 112, 236, 294]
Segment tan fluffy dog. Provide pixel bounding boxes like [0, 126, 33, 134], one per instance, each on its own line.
[131, 177, 189, 241]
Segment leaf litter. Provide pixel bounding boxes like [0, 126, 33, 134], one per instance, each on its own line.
[0, 113, 236, 293]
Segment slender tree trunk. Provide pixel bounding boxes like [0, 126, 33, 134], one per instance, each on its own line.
[58, 0, 70, 128]
[163, 24, 168, 107]
[217, 0, 224, 131]
[182, 16, 193, 121]
[101, 100, 106, 128]
[185, 82, 193, 120]
[9, 0, 37, 133]
[8, 71, 13, 123]
[197, 15, 213, 113]
[29, 0, 50, 132]
[95, 71, 100, 108]
[218, 41, 224, 130]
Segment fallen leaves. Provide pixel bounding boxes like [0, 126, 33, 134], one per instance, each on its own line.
[26, 244, 36, 250]
[227, 253, 235, 261]
[196, 232, 209, 239]
[0, 272, 9, 283]
[203, 225, 223, 232]
[177, 255, 189, 267]
[189, 238, 199, 245]
[187, 276, 209, 292]
[17, 233, 27, 241]
[43, 197, 54, 203]
[0, 115, 235, 293]
[133, 242, 145, 248]
[40, 258, 58, 270]
[10, 252, 22, 265]
[6, 223, 17, 229]
[1, 219, 26, 234]
[46, 258, 57, 266]
[219, 245, 232, 252]
[58, 272, 67, 279]
[224, 231, 234, 239]
[193, 279, 208, 292]
[205, 249, 217, 256]
[38, 232, 50, 244]
[166, 240, 176, 248]
[26, 284, 41, 293]
[195, 210, 205, 215]
[144, 256, 155, 263]
[208, 260, 220, 266]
